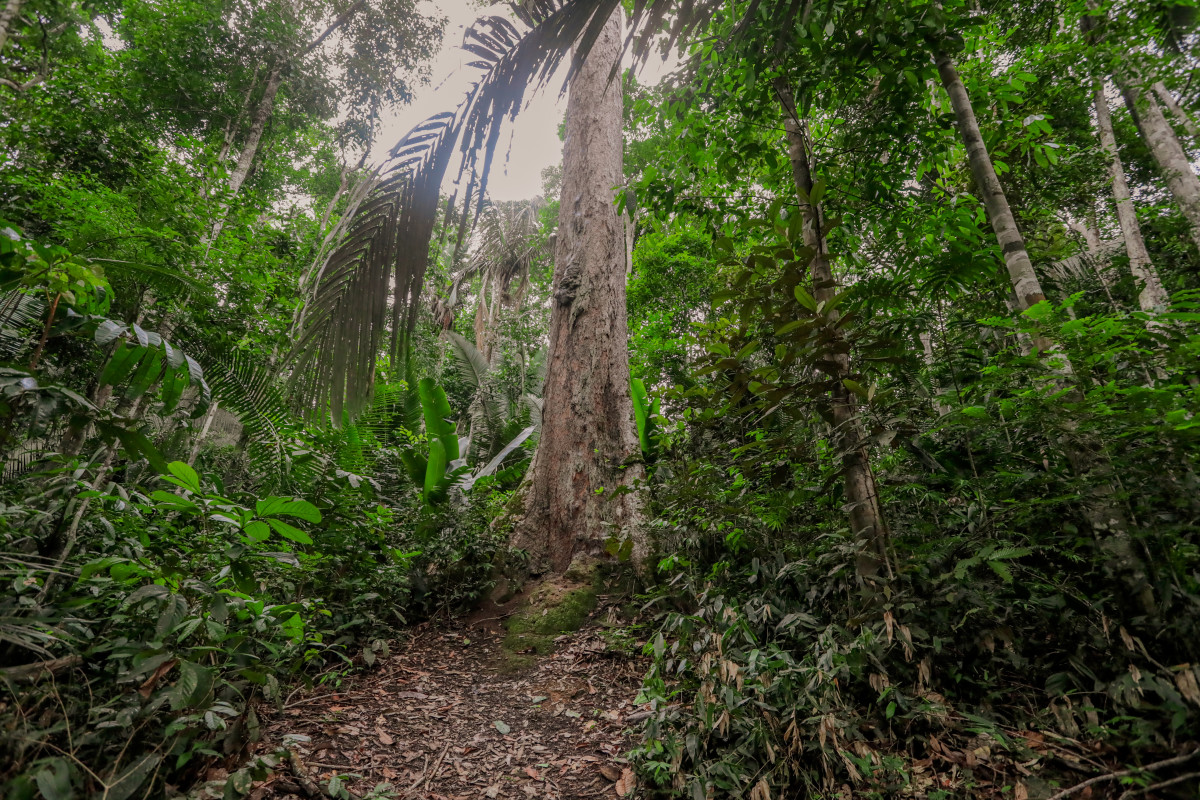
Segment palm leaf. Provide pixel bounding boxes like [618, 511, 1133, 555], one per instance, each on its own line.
[287, 0, 716, 423]
[444, 330, 491, 391]
[0, 291, 43, 358]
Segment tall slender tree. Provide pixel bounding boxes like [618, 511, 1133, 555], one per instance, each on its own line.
[776, 80, 889, 579]
[1118, 80, 1200, 253]
[1091, 79, 1169, 312]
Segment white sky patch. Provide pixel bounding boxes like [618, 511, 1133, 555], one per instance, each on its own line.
[374, 0, 679, 203]
[373, 1, 568, 203]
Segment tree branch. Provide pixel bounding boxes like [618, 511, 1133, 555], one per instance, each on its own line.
[1047, 748, 1200, 800]
[299, 0, 366, 58]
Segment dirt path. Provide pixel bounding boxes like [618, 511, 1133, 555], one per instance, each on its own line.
[255, 622, 648, 800]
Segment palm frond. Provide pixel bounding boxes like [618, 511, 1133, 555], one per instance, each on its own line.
[0, 291, 44, 358]
[92, 259, 214, 298]
[288, 0, 716, 423]
[198, 349, 296, 488]
[444, 330, 491, 391]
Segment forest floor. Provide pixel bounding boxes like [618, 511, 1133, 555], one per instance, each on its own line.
[249, 594, 648, 800]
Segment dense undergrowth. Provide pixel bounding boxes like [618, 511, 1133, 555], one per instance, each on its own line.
[4, 0, 1200, 799]
[630, 299, 1200, 797]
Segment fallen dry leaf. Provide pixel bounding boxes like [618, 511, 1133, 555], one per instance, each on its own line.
[376, 728, 394, 745]
[615, 768, 636, 797]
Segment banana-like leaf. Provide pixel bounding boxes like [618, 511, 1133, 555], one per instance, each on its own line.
[424, 438, 448, 502]
[400, 450, 428, 487]
[460, 424, 537, 492]
[417, 377, 459, 463]
[631, 377, 658, 461]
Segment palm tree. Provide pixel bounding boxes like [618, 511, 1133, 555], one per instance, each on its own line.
[453, 198, 545, 361]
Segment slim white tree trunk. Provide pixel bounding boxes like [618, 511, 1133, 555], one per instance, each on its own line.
[776, 79, 889, 580]
[187, 401, 220, 466]
[1093, 81, 1169, 312]
[0, 0, 22, 54]
[937, 53, 1048, 313]
[206, 64, 284, 246]
[1152, 80, 1199, 141]
[1118, 79, 1200, 253]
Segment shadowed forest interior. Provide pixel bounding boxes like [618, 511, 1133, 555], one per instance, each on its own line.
[3, 0, 1200, 798]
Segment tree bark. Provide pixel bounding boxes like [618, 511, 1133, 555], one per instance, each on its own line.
[1092, 81, 1169, 312]
[775, 81, 888, 580]
[936, 53, 1049, 313]
[207, 4, 365, 244]
[0, 0, 22, 55]
[1152, 80, 1199, 141]
[230, 66, 283, 194]
[511, 8, 644, 574]
[187, 400, 219, 465]
[1118, 79, 1200, 253]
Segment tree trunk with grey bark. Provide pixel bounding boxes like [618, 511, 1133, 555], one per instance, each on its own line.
[1092, 80, 1169, 312]
[0, 0, 22, 54]
[207, 64, 284, 246]
[1152, 80, 1198, 141]
[937, 53, 1048, 313]
[776, 80, 888, 581]
[510, 9, 644, 574]
[1118, 79, 1200, 253]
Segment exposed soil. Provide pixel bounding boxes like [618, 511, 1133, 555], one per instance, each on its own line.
[252, 613, 648, 800]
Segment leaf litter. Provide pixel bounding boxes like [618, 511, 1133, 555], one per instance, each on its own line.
[252, 623, 647, 799]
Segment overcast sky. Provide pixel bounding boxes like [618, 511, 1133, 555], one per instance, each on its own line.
[372, 1, 679, 203]
[372, 1, 570, 203]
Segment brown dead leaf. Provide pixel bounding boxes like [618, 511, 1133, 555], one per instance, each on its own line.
[524, 766, 540, 779]
[614, 768, 635, 797]
[139, 658, 179, 698]
[377, 728, 394, 745]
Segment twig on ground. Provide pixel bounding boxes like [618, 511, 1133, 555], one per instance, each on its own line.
[1118, 770, 1200, 799]
[286, 750, 362, 800]
[1046, 748, 1200, 800]
[422, 743, 450, 793]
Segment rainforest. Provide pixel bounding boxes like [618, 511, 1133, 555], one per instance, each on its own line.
[2, 1, 1200, 799]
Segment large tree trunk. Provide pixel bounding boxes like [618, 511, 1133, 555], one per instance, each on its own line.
[511, 8, 643, 574]
[1092, 81, 1169, 312]
[776, 81, 888, 581]
[937, 53, 1048, 313]
[1118, 79, 1200, 253]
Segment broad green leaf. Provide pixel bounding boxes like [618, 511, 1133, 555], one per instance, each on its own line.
[794, 286, 818, 312]
[417, 377, 459, 463]
[167, 461, 201, 493]
[99, 342, 145, 387]
[424, 438, 448, 502]
[266, 517, 313, 545]
[256, 498, 322, 523]
[244, 521, 271, 541]
[95, 319, 127, 346]
[149, 490, 197, 512]
[35, 759, 73, 800]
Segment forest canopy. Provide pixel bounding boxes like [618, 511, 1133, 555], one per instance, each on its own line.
[2, 0, 1200, 798]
